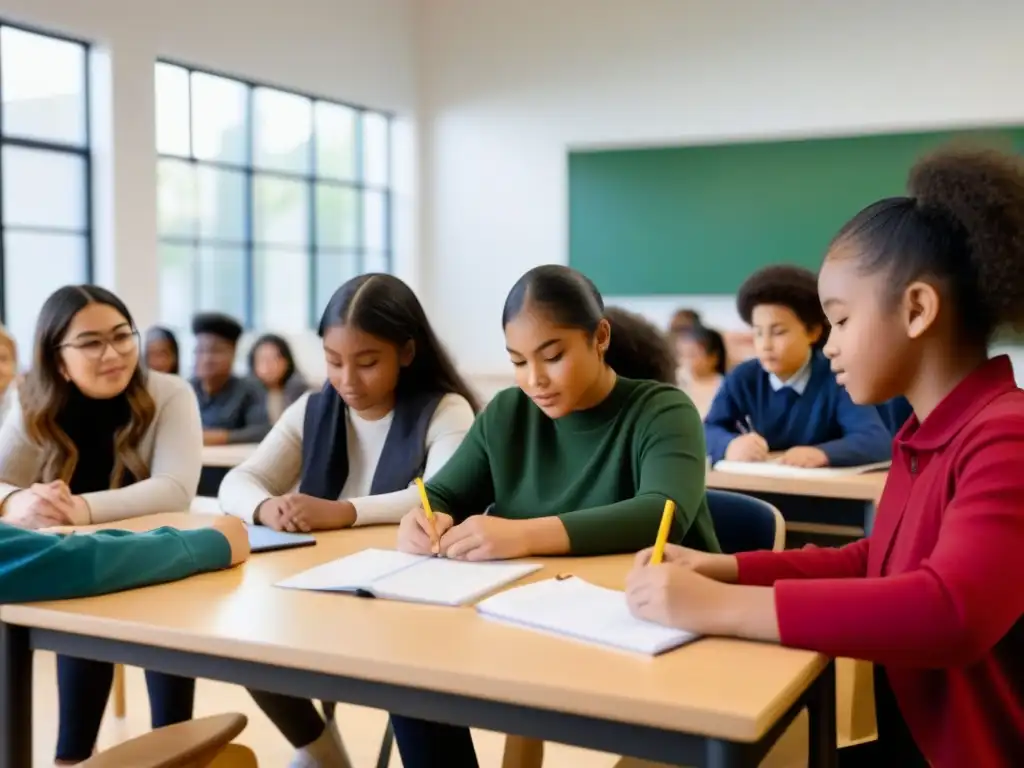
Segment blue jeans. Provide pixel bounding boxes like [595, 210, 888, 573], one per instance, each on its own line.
[55, 655, 194, 761]
[390, 715, 479, 768]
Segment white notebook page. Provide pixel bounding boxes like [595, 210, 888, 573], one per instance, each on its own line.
[276, 548, 540, 605]
[712, 459, 890, 479]
[372, 558, 542, 606]
[277, 549, 424, 591]
[476, 577, 697, 655]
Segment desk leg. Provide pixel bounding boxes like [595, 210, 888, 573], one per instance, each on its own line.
[0, 622, 32, 768]
[807, 660, 838, 768]
[704, 739, 747, 768]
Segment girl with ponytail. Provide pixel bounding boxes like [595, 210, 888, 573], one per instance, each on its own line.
[626, 146, 1024, 768]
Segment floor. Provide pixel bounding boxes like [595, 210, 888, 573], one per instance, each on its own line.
[29, 652, 813, 767]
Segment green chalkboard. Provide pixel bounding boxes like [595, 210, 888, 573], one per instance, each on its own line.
[569, 128, 1024, 295]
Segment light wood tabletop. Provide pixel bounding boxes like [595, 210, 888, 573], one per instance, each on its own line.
[706, 468, 886, 503]
[201, 444, 258, 468]
[3, 514, 828, 744]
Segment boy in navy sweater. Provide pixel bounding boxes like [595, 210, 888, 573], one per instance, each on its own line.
[704, 265, 891, 467]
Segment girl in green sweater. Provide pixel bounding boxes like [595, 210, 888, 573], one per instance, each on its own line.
[392, 265, 719, 768]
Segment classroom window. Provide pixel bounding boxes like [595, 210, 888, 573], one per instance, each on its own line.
[155, 61, 392, 333]
[0, 23, 92, 364]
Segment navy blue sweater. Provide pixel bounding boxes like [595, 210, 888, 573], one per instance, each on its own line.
[704, 351, 892, 466]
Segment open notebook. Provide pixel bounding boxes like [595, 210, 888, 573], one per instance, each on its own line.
[476, 577, 698, 655]
[276, 548, 541, 606]
[712, 459, 890, 479]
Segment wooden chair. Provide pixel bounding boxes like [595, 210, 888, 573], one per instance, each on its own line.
[80, 712, 255, 768]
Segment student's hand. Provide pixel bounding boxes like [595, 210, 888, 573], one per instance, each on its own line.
[203, 429, 229, 446]
[28, 480, 73, 510]
[397, 507, 454, 555]
[724, 433, 769, 462]
[778, 446, 829, 468]
[254, 498, 288, 530]
[278, 495, 356, 532]
[440, 516, 531, 561]
[210, 516, 251, 566]
[0, 485, 73, 529]
[633, 545, 739, 583]
[625, 563, 734, 633]
[31, 482, 91, 525]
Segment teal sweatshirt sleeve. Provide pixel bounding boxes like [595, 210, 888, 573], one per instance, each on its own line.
[559, 390, 721, 556]
[0, 524, 232, 604]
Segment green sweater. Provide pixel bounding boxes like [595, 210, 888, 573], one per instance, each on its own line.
[427, 377, 720, 556]
[0, 525, 231, 603]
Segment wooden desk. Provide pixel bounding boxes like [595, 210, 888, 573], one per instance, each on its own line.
[201, 444, 258, 469]
[707, 470, 886, 539]
[0, 516, 837, 768]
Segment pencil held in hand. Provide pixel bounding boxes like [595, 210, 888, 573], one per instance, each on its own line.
[649, 499, 676, 565]
[414, 477, 440, 555]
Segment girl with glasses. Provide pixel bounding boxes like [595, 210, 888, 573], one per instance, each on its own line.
[0, 284, 209, 764]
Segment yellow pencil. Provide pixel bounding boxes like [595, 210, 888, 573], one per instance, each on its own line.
[414, 477, 439, 554]
[649, 499, 676, 565]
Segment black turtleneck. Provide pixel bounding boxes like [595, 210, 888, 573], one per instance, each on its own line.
[55, 386, 136, 493]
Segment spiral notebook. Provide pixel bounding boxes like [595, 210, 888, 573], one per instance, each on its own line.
[476, 577, 698, 655]
[276, 548, 541, 606]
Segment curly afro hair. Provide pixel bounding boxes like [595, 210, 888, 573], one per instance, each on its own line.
[830, 145, 1024, 344]
[736, 265, 828, 341]
[604, 307, 677, 384]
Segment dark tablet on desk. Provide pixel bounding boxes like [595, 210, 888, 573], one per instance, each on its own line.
[246, 525, 317, 553]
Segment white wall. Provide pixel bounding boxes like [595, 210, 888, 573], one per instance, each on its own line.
[0, 0, 417, 378]
[418, 0, 1024, 377]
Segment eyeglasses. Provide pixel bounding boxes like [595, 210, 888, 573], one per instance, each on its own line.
[60, 330, 140, 361]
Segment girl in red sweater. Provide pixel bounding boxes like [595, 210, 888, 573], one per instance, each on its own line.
[627, 146, 1024, 768]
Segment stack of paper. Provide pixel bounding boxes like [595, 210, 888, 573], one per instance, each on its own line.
[476, 577, 698, 655]
[276, 548, 541, 606]
[712, 460, 890, 479]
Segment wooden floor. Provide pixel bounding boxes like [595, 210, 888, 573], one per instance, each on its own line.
[29, 652, 811, 767]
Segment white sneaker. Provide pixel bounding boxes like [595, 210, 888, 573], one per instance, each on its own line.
[287, 722, 352, 768]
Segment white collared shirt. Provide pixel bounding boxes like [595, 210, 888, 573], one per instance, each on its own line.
[768, 354, 812, 395]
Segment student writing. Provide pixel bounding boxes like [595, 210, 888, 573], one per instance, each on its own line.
[390, 265, 720, 768]
[703, 265, 891, 467]
[626, 147, 1024, 768]
[191, 312, 271, 446]
[220, 274, 477, 768]
[0, 285, 217, 765]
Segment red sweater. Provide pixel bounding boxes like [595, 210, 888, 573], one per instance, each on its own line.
[736, 356, 1024, 768]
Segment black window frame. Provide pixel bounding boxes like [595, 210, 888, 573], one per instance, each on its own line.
[155, 59, 394, 330]
[0, 19, 93, 323]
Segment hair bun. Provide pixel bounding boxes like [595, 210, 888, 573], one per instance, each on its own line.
[908, 146, 1024, 332]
